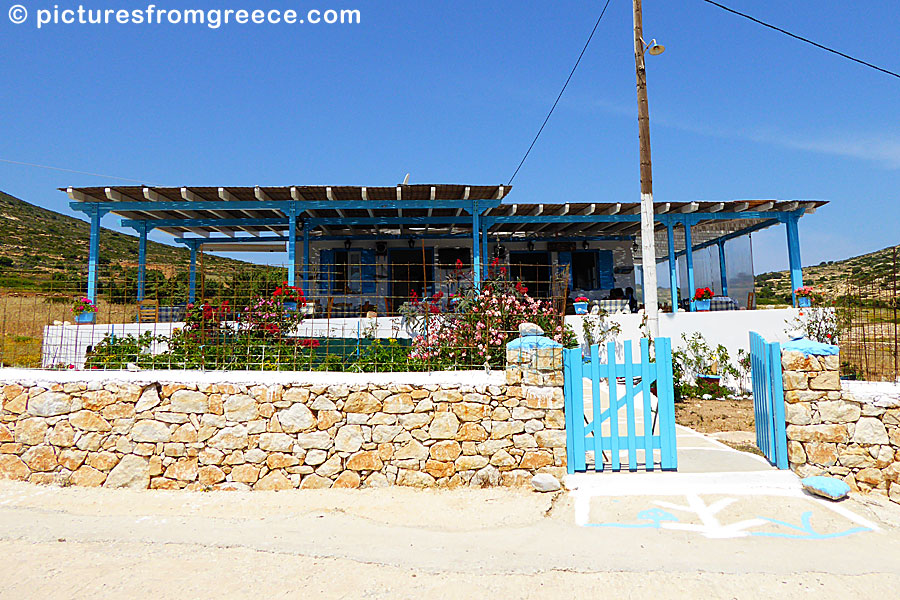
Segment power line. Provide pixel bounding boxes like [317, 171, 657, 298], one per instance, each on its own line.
[700, 0, 900, 80]
[0, 157, 163, 185]
[507, 0, 614, 186]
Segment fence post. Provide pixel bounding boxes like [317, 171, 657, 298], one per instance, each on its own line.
[768, 341, 788, 469]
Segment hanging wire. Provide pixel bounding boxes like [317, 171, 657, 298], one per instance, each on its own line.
[507, 0, 614, 185]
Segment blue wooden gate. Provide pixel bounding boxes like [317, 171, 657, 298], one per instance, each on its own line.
[749, 332, 789, 468]
[563, 338, 677, 473]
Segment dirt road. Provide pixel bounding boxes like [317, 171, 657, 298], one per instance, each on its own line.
[1, 478, 900, 599]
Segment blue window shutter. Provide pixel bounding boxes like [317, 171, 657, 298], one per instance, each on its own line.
[597, 250, 614, 289]
[557, 251, 573, 289]
[319, 249, 333, 295]
[360, 249, 376, 294]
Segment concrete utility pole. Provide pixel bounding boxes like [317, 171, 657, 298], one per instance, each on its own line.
[633, 0, 660, 338]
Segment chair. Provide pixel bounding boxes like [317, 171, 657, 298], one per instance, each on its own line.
[137, 300, 159, 323]
[746, 291, 756, 310]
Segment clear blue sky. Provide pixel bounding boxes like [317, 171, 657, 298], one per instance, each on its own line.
[2, 0, 898, 272]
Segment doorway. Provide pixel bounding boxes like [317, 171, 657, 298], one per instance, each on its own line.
[389, 248, 434, 314]
[509, 252, 551, 298]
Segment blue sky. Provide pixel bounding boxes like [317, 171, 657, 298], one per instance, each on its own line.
[1, 0, 898, 272]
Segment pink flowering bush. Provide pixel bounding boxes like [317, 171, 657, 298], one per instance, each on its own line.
[409, 258, 576, 368]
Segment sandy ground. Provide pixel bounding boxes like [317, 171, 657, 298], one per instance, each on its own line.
[675, 397, 756, 434]
[2, 478, 900, 600]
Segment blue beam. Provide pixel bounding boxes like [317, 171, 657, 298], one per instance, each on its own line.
[303, 222, 310, 293]
[85, 206, 108, 304]
[309, 216, 470, 226]
[287, 205, 298, 287]
[188, 243, 198, 303]
[121, 218, 287, 229]
[481, 228, 489, 279]
[472, 204, 481, 289]
[785, 215, 803, 306]
[684, 222, 695, 312]
[175, 236, 288, 245]
[667, 223, 678, 314]
[718, 240, 728, 297]
[486, 211, 804, 225]
[136, 221, 148, 301]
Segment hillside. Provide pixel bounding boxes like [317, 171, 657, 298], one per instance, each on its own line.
[755, 243, 900, 303]
[0, 189, 242, 272]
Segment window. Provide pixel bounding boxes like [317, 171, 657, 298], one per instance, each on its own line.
[334, 250, 362, 294]
[572, 251, 598, 290]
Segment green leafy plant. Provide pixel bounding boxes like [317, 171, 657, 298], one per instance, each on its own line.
[784, 304, 849, 345]
[671, 332, 740, 400]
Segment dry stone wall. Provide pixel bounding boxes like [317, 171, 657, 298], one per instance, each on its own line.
[0, 347, 566, 490]
[782, 349, 900, 503]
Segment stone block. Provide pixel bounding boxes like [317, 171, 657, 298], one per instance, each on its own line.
[781, 371, 808, 391]
[104, 455, 149, 489]
[785, 424, 848, 443]
[784, 403, 812, 426]
[818, 401, 861, 424]
[168, 390, 208, 413]
[784, 390, 826, 404]
[808, 371, 841, 391]
[787, 441, 806, 464]
[224, 395, 258, 422]
[27, 392, 74, 417]
[346, 451, 383, 471]
[343, 392, 381, 414]
[523, 386, 564, 410]
[852, 417, 889, 445]
[429, 412, 460, 440]
[804, 442, 838, 466]
[453, 402, 491, 422]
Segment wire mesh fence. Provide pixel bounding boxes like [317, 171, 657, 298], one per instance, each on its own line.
[839, 247, 899, 382]
[0, 260, 574, 372]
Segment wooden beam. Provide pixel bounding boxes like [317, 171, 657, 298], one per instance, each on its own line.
[66, 187, 91, 202]
[143, 187, 163, 202]
[105, 187, 125, 202]
[680, 202, 699, 213]
[254, 186, 272, 202]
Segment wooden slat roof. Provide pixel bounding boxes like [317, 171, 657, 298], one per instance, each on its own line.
[63, 185, 826, 246]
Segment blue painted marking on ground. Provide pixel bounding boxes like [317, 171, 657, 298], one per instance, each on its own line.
[587, 508, 679, 529]
[750, 511, 871, 540]
[585, 507, 870, 539]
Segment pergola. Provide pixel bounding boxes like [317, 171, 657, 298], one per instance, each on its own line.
[65, 184, 826, 309]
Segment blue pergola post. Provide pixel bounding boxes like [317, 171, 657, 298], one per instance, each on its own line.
[717, 239, 728, 297]
[86, 206, 106, 304]
[667, 222, 678, 313]
[684, 220, 695, 311]
[785, 214, 803, 306]
[302, 221, 310, 293]
[136, 221, 148, 301]
[188, 243, 198, 303]
[481, 228, 489, 280]
[472, 202, 481, 290]
[287, 205, 297, 287]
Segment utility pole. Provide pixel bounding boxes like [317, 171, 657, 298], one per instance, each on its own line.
[633, 0, 660, 338]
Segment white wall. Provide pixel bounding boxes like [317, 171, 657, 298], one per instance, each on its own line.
[566, 308, 801, 366]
